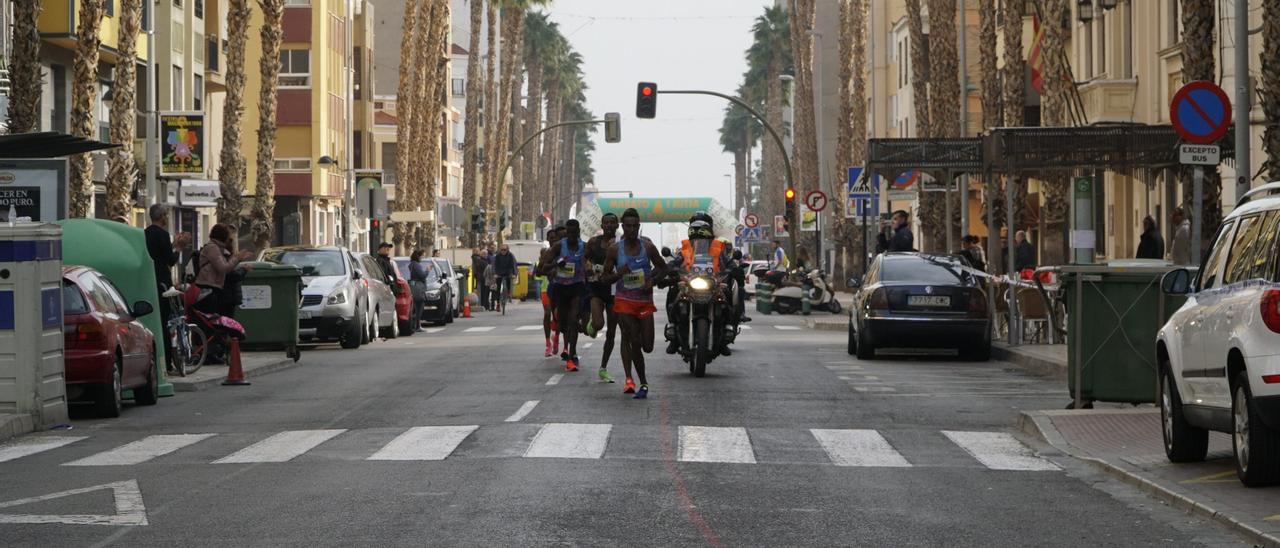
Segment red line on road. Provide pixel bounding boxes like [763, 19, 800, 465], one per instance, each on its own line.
[660, 398, 724, 548]
[1183, 94, 1226, 135]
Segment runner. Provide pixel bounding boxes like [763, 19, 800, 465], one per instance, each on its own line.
[601, 208, 667, 399]
[539, 219, 588, 371]
[537, 226, 565, 358]
[583, 213, 620, 383]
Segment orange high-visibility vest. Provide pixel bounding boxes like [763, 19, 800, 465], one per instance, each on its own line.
[680, 239, 725, 272]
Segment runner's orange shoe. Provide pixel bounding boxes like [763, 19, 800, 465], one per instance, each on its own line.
[623, 378, 636, 394]
[565, 357, 579, 372]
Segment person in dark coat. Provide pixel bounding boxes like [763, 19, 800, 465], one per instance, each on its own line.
[472, 248, 491, 310]
[145, 204, 190, 372]
[1136, 216, 1165, 260]
[876, 210, 915, 253]
[1014, 230, 1037, 271]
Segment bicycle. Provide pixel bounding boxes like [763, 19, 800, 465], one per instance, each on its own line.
[497, 275, 513, 315]
[162, 286, 206, 376]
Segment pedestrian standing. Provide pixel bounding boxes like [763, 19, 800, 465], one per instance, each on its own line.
[1014, 230, 1036, 272]
[1136, 216, 1165, 260]
[194, 223, 253, 316]
[145, 204, 191, 373]
[876, 210, 915, 253]
[472, 248, 490, 311]
[959, 235, 987, 272]
[408, 249, 431, 332]
[1169, 207, 1192, 265]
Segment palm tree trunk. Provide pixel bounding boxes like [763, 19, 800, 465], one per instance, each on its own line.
[415, 0, 450, 251]
[833, 0, 868, 271]
[978, 0, 1003, 267]
[252, 0, 285, 250]
[482, 2, 499, 219]
[1001, 0, 1026, 263]
[106, 0, 142, 220]
[763, 58, 783, 222]
[6, 0, 43, 134]
[462, 0, 484, 220]
[1264, 0, 1280, 181]
[218, 0, 252, 225]
[492, 6, 524, 234]
[509, 70, 525, 233]
[905, 0, 931, 138]
[409, 0, 434, 249]
[1039, 0, 1070, 265]
[521, 55, 543, 233]
[69, 0, 106, 218]
[925, 0, 960, 252]
[1181, 0, 1223, 246]
[540, 88, 562, 220]
[396, 0, 421, 227]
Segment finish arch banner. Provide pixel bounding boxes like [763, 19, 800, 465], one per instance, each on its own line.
[577, 197, 736, 240]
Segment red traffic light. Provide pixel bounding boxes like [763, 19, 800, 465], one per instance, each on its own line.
[642, 86, 653, 97]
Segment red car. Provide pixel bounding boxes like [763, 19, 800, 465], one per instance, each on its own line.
[62, 266, 160, 417]
[389, 263, 414, 335]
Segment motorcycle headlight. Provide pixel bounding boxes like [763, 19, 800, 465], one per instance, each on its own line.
[689, 277, 712, 291]
[327, 290, 347, 305]
[425, 290, 442, 298]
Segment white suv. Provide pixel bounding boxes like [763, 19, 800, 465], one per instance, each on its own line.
[1157, 182, 1280, 486]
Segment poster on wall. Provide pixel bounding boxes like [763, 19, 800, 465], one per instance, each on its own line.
[0, 159, 68, 222]
[159, 112, 205, 176]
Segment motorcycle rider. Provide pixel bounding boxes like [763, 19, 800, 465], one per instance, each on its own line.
[664, 212, 738, 356]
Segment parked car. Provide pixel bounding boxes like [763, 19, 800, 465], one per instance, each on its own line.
[355, 253, 400, 339]
[62, 266, 159, 417]
[260, 246, 370, 349]
[396, 258, 454, 326]
[745, 260, 770, 295]
[431, 257, 462, 319]
[1157, 182, 1280, 486]
[846, 252, 991, 361]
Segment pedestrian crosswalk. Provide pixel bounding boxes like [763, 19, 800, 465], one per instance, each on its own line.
[414, 323, 814, 337]
[0, 424, 1058, 472]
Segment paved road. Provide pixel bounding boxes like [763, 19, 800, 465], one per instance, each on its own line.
[0, 304, 1250, 546]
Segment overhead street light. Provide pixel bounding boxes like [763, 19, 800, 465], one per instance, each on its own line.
[1077, 0, 1094, 23]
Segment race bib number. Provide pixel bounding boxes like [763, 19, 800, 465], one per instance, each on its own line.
[557, 262, 576, 278]
[622, 270, 646, 290]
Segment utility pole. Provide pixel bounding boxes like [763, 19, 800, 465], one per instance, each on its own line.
[1234, 0, 1251, 202]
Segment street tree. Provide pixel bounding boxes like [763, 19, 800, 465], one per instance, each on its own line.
[462, 0, 484, 217]
[217, 0, 252, 225]
[520, 12, 559, 233]
[1180, 0, 1224, 250]
[412, 0, 452, 250]
[1266, 0, 1280, 181]
[69, 0, 106, 218]
[746, 4, 791, 222]
[787, 0, 819, 211]
[925, 0, 961, 253]
[106, 0, 143, 221]
[1001, 0, 1027, 261]
[396, 0, 422, 246]
[6, 0, 42, 134]
[831, 0, 868, 271]
[978, 0, 1003, 269]
[1039, 0, 1071, 265]
[481, 2, 499, 219]
[251, 0, 286, 250]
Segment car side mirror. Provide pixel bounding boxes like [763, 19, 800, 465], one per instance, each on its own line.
[847, 276, 862, 289]
[1161, 268, 1192, 295]
[353, 270, 362, 280]
[131, 300, 154, 318]
[456, 273, 464, 280]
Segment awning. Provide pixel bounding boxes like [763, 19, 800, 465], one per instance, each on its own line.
[178, 179, 221, 207]
[0, 132, 119, 158]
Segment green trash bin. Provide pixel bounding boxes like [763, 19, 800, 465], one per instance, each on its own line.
[755, 283, 774, 314]
[235, 262, 303, 362]
[1059, 263, 1187, 407]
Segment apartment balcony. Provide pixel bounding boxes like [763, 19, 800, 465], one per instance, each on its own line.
[1077, 78, 1139, 124]
[204, 36, 226, 90]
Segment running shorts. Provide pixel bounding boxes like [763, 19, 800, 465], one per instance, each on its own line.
[614, 298, 657, 318]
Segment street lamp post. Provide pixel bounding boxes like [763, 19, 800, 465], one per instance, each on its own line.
[317, 155, 354, 248]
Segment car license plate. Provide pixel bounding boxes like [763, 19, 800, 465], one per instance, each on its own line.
[908, 295, 951, 307]
[298, 310, 313, 319]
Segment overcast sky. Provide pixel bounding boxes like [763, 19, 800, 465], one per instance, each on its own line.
[544, 0, 773, 223]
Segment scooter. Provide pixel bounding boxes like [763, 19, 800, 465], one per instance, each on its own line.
[772, 268, 843, 315]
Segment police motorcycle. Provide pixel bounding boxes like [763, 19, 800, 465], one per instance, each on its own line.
[771, 268, 843, 315]
[660, 234, 742, 378]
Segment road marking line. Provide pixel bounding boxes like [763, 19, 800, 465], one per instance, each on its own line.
[505, 401, 540, 423]
[367, 426, 477, 461]
[0, 480, 147, 526]
[464, 326, 495, 333]
[942, 431, 1060, 471]
[839, 375, 880, 381]
[524, 423, 612, 459]
[584, 343, 594, 349]
[853, 386, 897, 392]
[0, 436, 86, 463]
[678, 426, 756, 464]
[738, 325, 752, 330]
[811, 429, 912, 467]
[212, 430, 346, 464]
[64, 434, 216, 466]
[426, 328, 446, 334]
[774, 325, 802, 331]
[546, 374, 564, 386]
[516, 325, 542, 331]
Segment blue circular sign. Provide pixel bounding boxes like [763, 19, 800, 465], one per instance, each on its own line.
[1170, 81, 1232, 144]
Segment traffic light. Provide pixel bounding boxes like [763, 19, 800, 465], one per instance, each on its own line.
[604, 112, 621, 143]
[471, 213, 483, 233]
[636, 82, 658, 119]
[784, 187, 797, 211]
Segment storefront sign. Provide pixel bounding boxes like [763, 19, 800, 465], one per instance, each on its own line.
[0, 159, 67, 222]
[159, 112, 205, 176]
[178, 179, 221, 207]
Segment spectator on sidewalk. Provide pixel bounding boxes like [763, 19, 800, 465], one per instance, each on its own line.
[1014, 230, 1036, 272]
[408, 249, 431, 332]
[471, 248, 490, 310]
[1169, 207, 1192, 265]
[493, 244, 517, 307]
[1136, 216, 1165, 260]
[959, 235, 987, 272]
[374, 243, 399, 292]
[145, 204, 191, 372]
[194, 223, 253, 317]
[877, 210, 915, 253]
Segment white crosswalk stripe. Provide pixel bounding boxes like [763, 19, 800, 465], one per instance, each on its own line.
[0, 436, 86, 463]
[515, 325, 543, 331]
[811, 429, 911, 467]
[64, 434, 216, 466]
[941, 431, 1060, 471]
[679, 426, 756, 464]
[524, 423, 612, 459]
[213, 430, 347, 464]
[464, 326, 495, 333]
[367, 426, 477, 461]
[425, 327, 446, 334]
[505, 401, 540, 423]
[774, 325, 801, 331]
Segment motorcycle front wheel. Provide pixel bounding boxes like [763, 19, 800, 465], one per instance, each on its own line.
[692, 318, 710, 378]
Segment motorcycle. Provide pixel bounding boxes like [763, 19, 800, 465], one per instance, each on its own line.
[771, 268, 843, 315]
[660, 248, 740, 378]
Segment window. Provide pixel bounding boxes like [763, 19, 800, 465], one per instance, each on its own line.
[1165, 0, 1180, 48]
[208, 37, 220, 72]
[81, 274, 123, 315]
[193, 75, 203, 110]
[171, 65, 183, 109]
[62, 280, 90, 315]
[279, 49, 310, 87]
[353, 48, 363, 100]
[173, 0, 181, 7]
[172, 22, 184, 53]
[195, 0, 203, 18]
[194, 32, 205, 64]
[1252, 212, 1280, 281]
[284, 0, 310, 5]
[1197, 220, 1237, 291]
[452, 78, 465, 97]
[1224, 215, 1263, 285]
[273, 158, 312, 171]
[106, 0, 114, 17]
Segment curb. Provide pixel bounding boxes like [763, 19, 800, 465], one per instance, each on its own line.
[170, 356, 299, 392]
[0, 413, 36, 443]
[1020, 410, 1280, 548]
[992, 344, 1067, 379]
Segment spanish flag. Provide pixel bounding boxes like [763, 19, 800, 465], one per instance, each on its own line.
[1027, 15, 1046, 94]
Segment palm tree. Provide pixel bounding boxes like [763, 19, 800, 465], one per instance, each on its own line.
[396, 0, 422, 243]
[462, 0, 484, 220]
[412, 0, 451, 250]
[746, 5, 791, 221]
[6, 0, 43, 134]
[69, 0, 107, 218]
[1181, 0, 1223, 245]
[520, 13, 558, 232]
[787, 0, 818, 205]
[1039, 0, 1071, 265]
[719, 102, 755, 212]
[481, 2, 499, 220]
[833, 0, 868, 271]
[106, 0, 143, 220]
[1001, 0, 1026, 268]
[1265, 0, 1280, 181]
[251, 0, 286, 249]
[904, 0, 930, 138]
[925, 0, 961, 252]
[978, 0, 1003, 269]
[217, 0, 252, 225]
[538, 44, 579, 222]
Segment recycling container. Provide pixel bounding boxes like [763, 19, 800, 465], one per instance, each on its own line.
[235, 261, 303, 361]
[1059, 263, 1187, 406]
[755, 283, 774, 314]
[513, 264, 530, 300]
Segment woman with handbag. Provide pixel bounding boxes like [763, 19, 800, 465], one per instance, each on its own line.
[408, 249, 431, 333]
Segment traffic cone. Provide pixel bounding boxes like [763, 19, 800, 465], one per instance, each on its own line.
[462, 296, 472, 318]
[222, 339, 251, 386]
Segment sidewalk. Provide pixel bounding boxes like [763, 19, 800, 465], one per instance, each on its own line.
[1022, 407, 1280, 546]
[992, 342, 1067, 379]
[169, 351, 300, 392]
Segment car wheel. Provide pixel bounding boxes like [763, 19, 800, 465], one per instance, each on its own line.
[133, 346, 159, 406]
[847, 321, 856, 355]
[382, 310, 398, 339]
[829, 299, 842, 315]
[399, 319, 414, 336]
[341, 310, 364, 349]
[95, 353, 124, 418]
[1160, 363, 1207, 462]
[445, 303, 455, 323]
[364, 306, 376, 344]
[961, 342, 991, 362]
[1233, 371, 1280, 486]
[854, 323, 875, 360]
